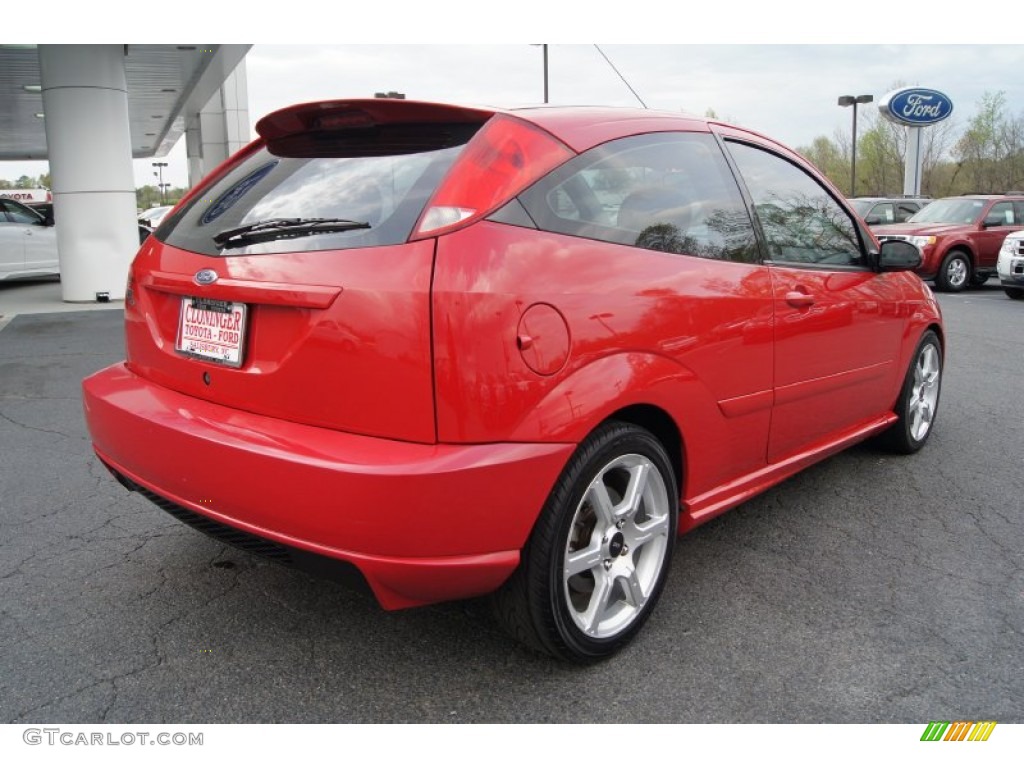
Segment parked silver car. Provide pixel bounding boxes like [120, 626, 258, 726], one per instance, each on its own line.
[0, 198, 58, 280]
[849, 196, 931, 227]
[997, 230, 1024, 299]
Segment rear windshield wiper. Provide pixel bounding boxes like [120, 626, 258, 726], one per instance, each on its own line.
[213, 217, 370, 248]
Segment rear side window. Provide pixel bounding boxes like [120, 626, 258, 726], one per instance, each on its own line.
[518, 132, 759, 263]
[158, 123, 480, 256]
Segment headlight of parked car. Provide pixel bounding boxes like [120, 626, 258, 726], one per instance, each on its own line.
[909, 235, 936, 249]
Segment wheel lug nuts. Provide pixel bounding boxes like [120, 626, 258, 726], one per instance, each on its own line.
[621, 544, 629, 555]
[616, 520, 624, 529]
[603, 559, 612, 570]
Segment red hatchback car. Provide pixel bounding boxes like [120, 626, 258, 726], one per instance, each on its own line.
[83, 100, 943, 662]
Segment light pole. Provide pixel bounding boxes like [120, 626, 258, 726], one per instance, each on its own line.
[838, 94, 873, 197]
[152, 161, 168, 204]
[531, 45, 549, 103]
[542, 44, 548, 104]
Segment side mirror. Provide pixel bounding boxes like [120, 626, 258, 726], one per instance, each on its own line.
[983, 214, 1006, 228]
[864, 214, 881, 225]
[43, 212, 55, 227]
[876, 239, 921, 271]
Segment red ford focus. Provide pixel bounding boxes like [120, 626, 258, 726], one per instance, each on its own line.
[83, 100, 943, 662]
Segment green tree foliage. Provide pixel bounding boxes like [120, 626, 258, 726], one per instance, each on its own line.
[136, 184, 187, 209]
[953, 91, 1024, 193]
[799, 135, 848, 188]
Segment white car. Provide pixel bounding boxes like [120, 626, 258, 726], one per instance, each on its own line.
[0, 198, 59, 281]
[138, 205, 173, 228]
[997, 231, 1024, 299]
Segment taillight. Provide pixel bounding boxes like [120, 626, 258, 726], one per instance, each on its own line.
[413, 114, 573, 239]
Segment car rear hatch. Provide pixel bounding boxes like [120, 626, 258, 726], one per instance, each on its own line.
[128, 99, 501, 443]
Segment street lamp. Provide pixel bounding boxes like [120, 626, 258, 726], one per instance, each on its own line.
[531, 44, 549, 103]
[837, 94, 873, 197]
[152, 161, 168, 204]
[542, 44, 548, 104]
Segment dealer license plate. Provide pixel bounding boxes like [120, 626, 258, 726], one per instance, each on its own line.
[175, 296, 247, 367]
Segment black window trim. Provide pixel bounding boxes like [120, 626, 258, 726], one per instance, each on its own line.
[713, 132, 875, 272]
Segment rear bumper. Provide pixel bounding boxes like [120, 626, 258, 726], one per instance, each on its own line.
[83, 363, 574, 608]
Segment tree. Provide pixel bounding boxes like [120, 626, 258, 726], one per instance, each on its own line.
[797, 135, 848, 191]
[952, 91, 1024, 193]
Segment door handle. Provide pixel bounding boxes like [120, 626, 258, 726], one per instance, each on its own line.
[785, 290, 815, 308]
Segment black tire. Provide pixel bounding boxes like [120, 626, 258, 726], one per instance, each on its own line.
[1005, 287, 1024, 300]
[877, 330, 942, 454]
[493, 421, 678, 663]
[934, 251, 971, 292]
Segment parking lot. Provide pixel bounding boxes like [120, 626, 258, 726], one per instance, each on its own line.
[1, 281, 1021, 723]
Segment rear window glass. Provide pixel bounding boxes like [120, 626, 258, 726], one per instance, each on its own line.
[158, 122, 480, 256]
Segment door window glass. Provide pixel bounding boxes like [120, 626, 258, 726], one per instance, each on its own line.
[726, 141, 864, 267]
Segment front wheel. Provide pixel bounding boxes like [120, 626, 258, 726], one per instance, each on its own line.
[493, 422, 678, 663]
[877, 330, 943, 454]
[935, 251, 970, 292]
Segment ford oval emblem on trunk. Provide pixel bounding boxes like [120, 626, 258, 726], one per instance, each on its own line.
[194, 269, 219, 285]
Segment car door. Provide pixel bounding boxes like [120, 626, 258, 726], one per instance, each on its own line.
[0, 200, 27, 278]
[721, 134, 909, 464]
[5, 200, 58, 274]
[976, 200, 1019, 269]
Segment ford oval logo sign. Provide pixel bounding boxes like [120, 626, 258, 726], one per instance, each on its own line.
[879, 88, 954, 127]
[194, 269, 219, 286]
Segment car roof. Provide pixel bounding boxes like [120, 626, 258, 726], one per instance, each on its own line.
[505, 105, 712, 152]
[256, 99, 771, 157]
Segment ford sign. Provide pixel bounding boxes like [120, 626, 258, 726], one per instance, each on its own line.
[879, 88, 954, 127]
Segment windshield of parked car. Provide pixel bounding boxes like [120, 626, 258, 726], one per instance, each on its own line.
[908, 198, 986, 225]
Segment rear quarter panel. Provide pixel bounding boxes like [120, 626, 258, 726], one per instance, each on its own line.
[431, 221, 776, 501]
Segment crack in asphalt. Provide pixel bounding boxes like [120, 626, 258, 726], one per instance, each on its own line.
[0, 407, 83, 442]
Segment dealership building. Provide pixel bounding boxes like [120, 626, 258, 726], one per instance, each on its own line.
[0, 44, 252, 302]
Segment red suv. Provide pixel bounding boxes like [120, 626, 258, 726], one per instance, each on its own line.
[874, 194, 1024, 291]
[83, 100, 943, 662]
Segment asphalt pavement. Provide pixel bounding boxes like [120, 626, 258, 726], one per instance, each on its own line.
[1, 279, 1021, 723]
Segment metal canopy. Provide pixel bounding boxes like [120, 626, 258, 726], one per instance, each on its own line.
[0, 44, 251, 161]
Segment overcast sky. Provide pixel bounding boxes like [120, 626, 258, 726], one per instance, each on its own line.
[7, 36, 1022, 191]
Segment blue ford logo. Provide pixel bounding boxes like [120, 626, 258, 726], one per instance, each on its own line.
[880, 88, 954, 127]
[194, 269, 218, 285]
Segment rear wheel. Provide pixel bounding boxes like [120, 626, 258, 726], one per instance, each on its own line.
[1005, 287, 1024, 300]
[493, 421, 677, 663]
[878, 330, 942, 454]
[935, 251, 970, 292]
